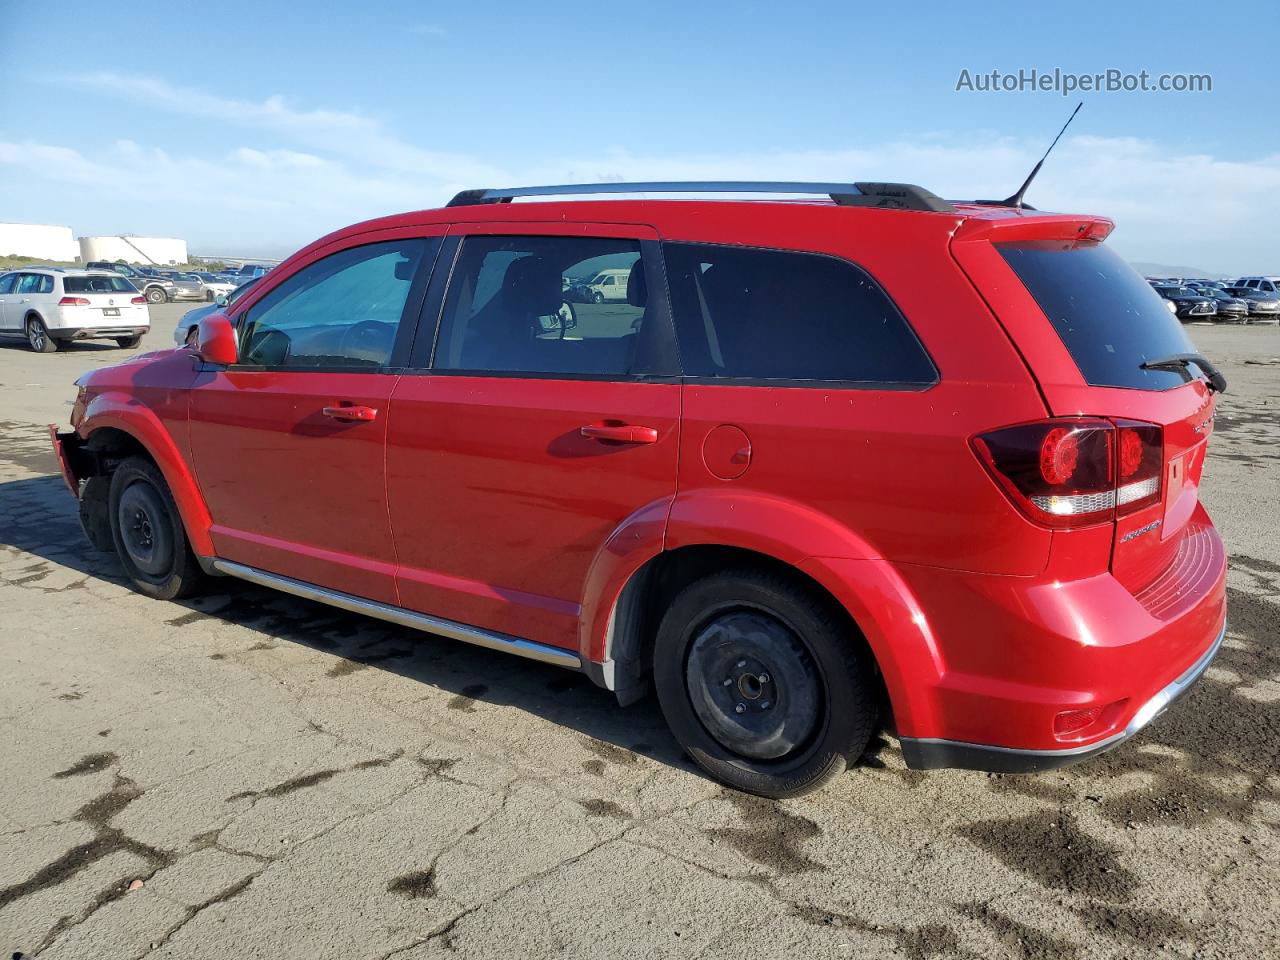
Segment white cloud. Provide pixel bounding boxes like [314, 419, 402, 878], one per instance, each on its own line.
[8, 73, 1280, 270]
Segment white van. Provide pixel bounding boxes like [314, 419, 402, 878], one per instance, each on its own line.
[584, 267, 632, 303]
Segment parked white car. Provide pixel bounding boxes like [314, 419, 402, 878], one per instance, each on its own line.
[0, 268, 150, 352]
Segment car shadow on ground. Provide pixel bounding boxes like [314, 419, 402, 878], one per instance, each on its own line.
[0, 472, 693, 776]
[0, 339, 121, 353]
[5, 468, 1279, 805]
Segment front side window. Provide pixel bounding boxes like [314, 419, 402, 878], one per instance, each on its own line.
[434, 235, 646, 376]
[238, 239, 435, 368]
[663, 242, 936, 385]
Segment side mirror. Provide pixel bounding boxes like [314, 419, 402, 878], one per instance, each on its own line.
[214, 294, 228, 306]
[195, 312, 238, 365]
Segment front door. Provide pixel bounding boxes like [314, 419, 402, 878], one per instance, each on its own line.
[385, 224, 680, 650]
[187, 234, 442, 604]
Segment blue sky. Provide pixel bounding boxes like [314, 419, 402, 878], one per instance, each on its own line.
[2, 0, 1277, 270]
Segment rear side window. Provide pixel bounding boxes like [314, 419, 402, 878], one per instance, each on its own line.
[662, 243, 935, 385]
[434, 235, 646, 377]
[997, 242, 1196, 391]
[17, 274, 54, 294]
[64, 276, 136, 293]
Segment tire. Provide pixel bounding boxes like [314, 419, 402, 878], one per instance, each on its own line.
[145, 287, 166, 305]
[26, 317, 57, 353]
[653, 569, 877, 798]
[205, 290, 215, 302]
[108, 457, 202, 600]
[114, 335, 143, 349]
[592, 291, 604, 304]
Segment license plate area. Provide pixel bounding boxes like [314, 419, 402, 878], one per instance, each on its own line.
[103, 308, 120, 317]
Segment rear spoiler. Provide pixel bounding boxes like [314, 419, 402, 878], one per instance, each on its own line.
[953, 214, 1114, 244]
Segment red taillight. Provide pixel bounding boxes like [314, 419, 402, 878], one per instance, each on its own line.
[1113, 420, 1163, 515]
[973, 418, 1163, 529]
[59, 296, 90, 306]
[130, 296, 147, 305]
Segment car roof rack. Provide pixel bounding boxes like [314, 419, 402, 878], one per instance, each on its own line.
[446, 181, 956, 213]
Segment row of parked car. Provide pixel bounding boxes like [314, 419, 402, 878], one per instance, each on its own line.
[1147, 275, 1280, 323]
[0, 263, 262, 352]
[82, 262, 271, 306]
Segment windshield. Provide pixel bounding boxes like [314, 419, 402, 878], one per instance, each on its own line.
[998, 241, 1197, 391]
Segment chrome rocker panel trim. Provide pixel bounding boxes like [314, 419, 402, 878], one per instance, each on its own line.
[210, 559, 583, 670]
[899, 620, 1226, 773]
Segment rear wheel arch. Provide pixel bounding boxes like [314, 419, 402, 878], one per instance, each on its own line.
[599, 544, 889, 716]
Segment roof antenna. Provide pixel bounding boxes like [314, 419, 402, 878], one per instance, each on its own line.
[996, 101, 1083, 209]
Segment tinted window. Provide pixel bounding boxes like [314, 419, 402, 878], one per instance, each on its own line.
[64, 275, 136, 293]
[0, 274, 15, 295]
[663, 243, 935, 384]
[434, 236, 645, 376]
[998, 241, 1197, 391]
[239, 239, 435, 368]
[16, 274, 54, 294]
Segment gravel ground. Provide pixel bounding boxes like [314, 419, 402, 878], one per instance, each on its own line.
[1, 305, 1277, 959]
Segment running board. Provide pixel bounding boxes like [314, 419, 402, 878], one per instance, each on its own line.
[210, 559, 583, 670]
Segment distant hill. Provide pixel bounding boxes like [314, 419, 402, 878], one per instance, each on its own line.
[1129, 261, 1234, 280]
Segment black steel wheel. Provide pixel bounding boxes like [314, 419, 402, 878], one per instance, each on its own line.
[108, 457, 203, 600]
[654, 569, 877, 798]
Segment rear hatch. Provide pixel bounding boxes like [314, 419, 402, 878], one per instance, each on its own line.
[63, 275, 149, 325]
[952, 216, 1219, 597]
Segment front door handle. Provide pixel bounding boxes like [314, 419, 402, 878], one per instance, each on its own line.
[322, 404, 378, 422]
[580, 423, 658, 444]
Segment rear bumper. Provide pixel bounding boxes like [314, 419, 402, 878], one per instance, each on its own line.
[899, 619, 1225, 771]
[51, 325, 149, 340]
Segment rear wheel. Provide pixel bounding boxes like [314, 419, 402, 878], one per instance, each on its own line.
[145, 287, 166, 304]
[26, 317, 57, 353]
[205, 290, 215, 302]
[108, 457, 202, 600]
[653, 569, 877, 798]
[114, 334, 143, 349]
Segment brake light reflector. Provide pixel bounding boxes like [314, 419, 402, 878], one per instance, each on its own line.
[59, 296, 90, 306]
[1054, 706, 1102, 736]
[973, 418, 1163, 528]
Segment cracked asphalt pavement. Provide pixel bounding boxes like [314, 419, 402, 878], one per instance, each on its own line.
[1, 307, 1278, 959]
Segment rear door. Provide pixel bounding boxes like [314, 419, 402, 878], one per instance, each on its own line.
[384, 223, 680, 650]
[187, 231, 443, 604]
[955, 229, 1217, 595]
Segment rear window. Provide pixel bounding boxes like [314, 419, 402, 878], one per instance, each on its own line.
[662, 243, 936, 385]
[998, 241, 1196, 391]
[64, 275, 137, 293]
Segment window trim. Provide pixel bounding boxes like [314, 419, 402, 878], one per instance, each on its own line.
[661, 239, 940, 391]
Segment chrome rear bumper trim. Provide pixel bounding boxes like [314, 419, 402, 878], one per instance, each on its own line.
[210, 559, 582, 670]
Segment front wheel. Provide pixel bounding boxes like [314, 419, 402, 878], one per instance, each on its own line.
[26, 317, 57, 353]
[205, 290, 215, 302]
[653, 570, 877, 798]
[114, 334, 143, 349]
[145, 287, 166, 304]
[592, 291, 604, 303]
[108, 457, 203, 600]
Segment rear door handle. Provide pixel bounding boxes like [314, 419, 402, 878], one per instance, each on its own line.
[322, 404, 378, 422]
[580, 423, 658, 444]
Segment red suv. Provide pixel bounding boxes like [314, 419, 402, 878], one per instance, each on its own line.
[51, 182, 1227, 797]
